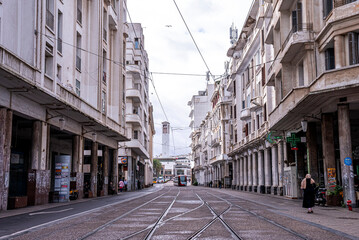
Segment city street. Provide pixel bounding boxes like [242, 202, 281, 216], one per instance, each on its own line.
[0, 183, 358, 240]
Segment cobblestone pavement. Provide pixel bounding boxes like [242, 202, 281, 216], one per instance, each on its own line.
[0, 183, 358, 240]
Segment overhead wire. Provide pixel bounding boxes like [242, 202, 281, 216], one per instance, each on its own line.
[172, 0, 215, 81]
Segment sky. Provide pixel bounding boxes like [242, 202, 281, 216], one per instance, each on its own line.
[127, 0, 253, 157]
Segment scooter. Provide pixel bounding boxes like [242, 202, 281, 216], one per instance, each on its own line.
[315, 187, 327, 206]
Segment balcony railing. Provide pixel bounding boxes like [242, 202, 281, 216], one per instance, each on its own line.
[46, 9, 54, 30]
[76, 56, 81, 71]
[282, 23, 313, 50]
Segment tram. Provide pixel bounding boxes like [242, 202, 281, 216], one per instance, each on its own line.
[173, 175, 187, 186]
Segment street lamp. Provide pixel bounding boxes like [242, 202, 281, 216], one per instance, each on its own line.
[301, 120, 308, 133]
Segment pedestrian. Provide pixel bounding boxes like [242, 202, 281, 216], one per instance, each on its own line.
[124, 179, 128, 191]
[301, 173, 316, 213]
[218, 180, 222, 189]
[209, 180, 213, 188]
[119, 179, 125, 192]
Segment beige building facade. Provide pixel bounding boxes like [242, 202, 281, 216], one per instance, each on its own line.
[0, 0, 128, 210]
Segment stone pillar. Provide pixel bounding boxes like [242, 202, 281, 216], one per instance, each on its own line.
[240, 157, 244, 190]
[127, 156, 133, 191]
[338, 104, 356, 207]
[29, 121, 50, 205]
[0, 109, 12, 210]
[103, 146, 109, 195]
[252, 152, 258, 193]
[278, 141, 284, 196]
[232, 159, 237, 189]
[91, 142, 98, 197]
[321, 113, 336, 191]
[243, 156, 248, 191]
[271, 145, 279, 194]
[334, 35, 345, 68]
[248, 153, 253, 191]
[258, 150, 265, 193]
[264, 148, 272, 194]
[307, 122, 319, 183]
[73, 135, 84, 198]
[112, 148, 118, 194]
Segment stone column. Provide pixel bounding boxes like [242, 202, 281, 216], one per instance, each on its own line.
[112, 148, 118, 194]
[307, 122, 319, 183]
[243, 156, 247, 191]
[232, 159, 237, 189]
[240, 157, 244, 190]
[127, 156, 133, 191]
[0, 109, 12, 210]
[321, 113, 336, 191]
[264, 148, 272, 194]
[334, 35, 345, 68]
[73, 135, 84, 198]
[236, 157, 240, 190]
[271, 144, 279, 194]
[91, 142, 98, 197]
[338, 104, 356, 207]
[248, 153, 253, 191]
[278, 141, 285, 196]
[252, 152, 258, 193]
[103, 146, 109, 195]
[258, 150, 265, 193]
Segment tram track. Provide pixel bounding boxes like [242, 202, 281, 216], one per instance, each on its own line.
[209, 192, 309, 240]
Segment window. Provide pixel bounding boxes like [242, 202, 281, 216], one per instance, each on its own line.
[77, 0, 82, 24]
[323, 0, 333, 18]
[123, 75, 126, 102]
[234, 105, 237, 119]
[134, 60, 139, 65]
[298, 61, 304, 86]
[101, 91, 106, 113]
[46, 0, 54, 30]
[325, 48, 335, 70]
[45, 43, 54, 77]
[292, 2, 302, 32]
[76, 32, 81, 71]
[263, 103, 267, 122]
[135, 38, 139, 49]
[75, 79, 81, 96]
[57, 11, 63, 53]
[103, 9, 107, 41]
[348, 32, 359, 65]
[134, 130, 139, 139]
[233, 80, 236, 97]
[103, 50, 107, 84]
[56, 64, 62, 82]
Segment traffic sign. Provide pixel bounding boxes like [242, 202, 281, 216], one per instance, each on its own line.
[344, 157, 352, 166]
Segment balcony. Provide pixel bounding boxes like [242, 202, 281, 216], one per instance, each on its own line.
[210, 138, 220, 147]
[240, 108, 251, 120]
[281, 23, 313, 63]
[126, 88, 141, 102]
[249, 96, 262, 111]
[108, 3, 118, 31]
[126, 113, 142, 126]
[126, 139, 149, 159]
[278, 0, 293, 11]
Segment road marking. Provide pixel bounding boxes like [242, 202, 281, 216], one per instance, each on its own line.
[29, 208, 73, 216]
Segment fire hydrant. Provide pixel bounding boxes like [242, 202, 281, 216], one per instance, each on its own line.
[347, 199, 352, 211]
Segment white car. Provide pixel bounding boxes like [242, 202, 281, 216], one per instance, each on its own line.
[157, 177, 164, 183]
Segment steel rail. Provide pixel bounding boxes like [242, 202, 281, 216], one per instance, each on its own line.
[210, 192, 309, 240]
[186, 193, 242, 240]
[77, 189, 173, 240]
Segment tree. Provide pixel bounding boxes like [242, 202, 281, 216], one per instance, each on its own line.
[153, 159, 162, 177]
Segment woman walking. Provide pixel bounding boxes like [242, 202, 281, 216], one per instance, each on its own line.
[301, 174, 316, 213]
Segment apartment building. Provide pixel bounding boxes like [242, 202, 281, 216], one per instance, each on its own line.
[0, 0, 128, 210]
[118, 23, 151, 191]
[225, 0, 359, 206]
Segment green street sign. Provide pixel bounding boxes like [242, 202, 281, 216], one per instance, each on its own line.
[266, 132, 282, 144]
[286, 133, 300, 148]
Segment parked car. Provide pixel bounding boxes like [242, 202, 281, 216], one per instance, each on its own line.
[157, 177, 164, 183]
[153, 178, 157, 184]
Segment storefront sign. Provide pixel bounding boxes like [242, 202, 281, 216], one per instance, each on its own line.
[327, 168, 336, 189]
[287, 133, 300, 148]
[344, 157, 352, 166]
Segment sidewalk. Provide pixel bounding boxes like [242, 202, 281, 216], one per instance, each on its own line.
[213, 187, 359, 239]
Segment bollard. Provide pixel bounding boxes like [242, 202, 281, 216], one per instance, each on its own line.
[347, 199, 352, 211]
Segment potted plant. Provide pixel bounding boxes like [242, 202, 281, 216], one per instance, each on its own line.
[327, 185, 343, 206]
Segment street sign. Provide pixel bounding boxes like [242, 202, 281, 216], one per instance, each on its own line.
[266, 132, 282, 144]
[344, 157, 352, 166]
[287, 133, 300, 148]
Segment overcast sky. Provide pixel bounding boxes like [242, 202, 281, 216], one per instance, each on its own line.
[127, 0, 253, 157]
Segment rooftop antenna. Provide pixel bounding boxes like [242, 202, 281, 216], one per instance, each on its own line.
[230, 23, 238, 45]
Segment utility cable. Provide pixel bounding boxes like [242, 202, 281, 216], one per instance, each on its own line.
[172, 0, 214, 81]
[150, 73, 169, 122]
